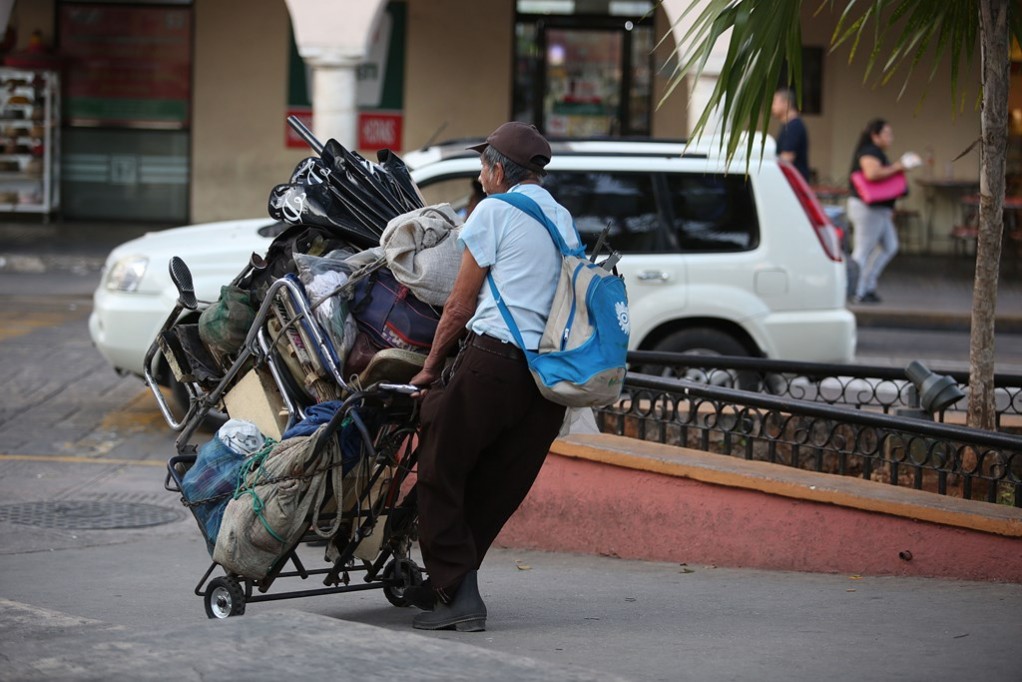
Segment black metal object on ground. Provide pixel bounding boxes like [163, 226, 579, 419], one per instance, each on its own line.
[0, 500, 181, 530]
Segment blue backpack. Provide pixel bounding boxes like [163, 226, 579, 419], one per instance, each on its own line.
[486, 192, 629, 408]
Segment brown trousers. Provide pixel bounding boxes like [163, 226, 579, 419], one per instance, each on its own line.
[415, 334, 566, 594]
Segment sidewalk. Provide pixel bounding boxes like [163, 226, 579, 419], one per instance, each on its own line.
[848, 252, 1022, 333]
[1, 217, 1021, 331]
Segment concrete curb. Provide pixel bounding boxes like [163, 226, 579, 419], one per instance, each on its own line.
[495, 434, 1022, 582]
[853, 306, 1022, 334]
[552, 434, 1022, 537]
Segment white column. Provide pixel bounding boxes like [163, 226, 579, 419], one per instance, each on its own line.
[307, 52, 361, 148]
[687, 55, 726, 139]
[284, 0, 387, 149]
[660, 0, 728, 138]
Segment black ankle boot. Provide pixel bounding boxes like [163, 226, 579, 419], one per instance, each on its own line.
[403, 579, 436, 611]
[412, 570, 486, 632]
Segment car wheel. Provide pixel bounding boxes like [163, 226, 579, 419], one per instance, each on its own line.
[642, 328, 759, 390]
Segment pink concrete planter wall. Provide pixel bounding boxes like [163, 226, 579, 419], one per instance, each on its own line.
[495, 448, 1022, 583]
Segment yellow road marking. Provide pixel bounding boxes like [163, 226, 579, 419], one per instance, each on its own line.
[0, 454, 165, 467]
[0, 310, 83, 341]
[99, 389, 169, 431]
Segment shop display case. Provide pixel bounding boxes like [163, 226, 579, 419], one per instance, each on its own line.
[0, 68, 59, 218]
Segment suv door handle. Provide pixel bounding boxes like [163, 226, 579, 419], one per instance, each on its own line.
[637, 270, 671, 282]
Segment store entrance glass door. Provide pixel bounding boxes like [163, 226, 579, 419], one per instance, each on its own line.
[543, 28, 622, 137]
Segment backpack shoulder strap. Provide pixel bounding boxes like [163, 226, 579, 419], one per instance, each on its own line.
[488, 192, 584, 258]
[485, 274, 533, 356]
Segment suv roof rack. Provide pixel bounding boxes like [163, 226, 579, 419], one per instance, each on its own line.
[421, 135, 688, 151]
[415, 133, 772, 161]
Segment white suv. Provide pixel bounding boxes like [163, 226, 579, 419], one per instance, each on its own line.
[406, 137, 855, 363]
[89, 136, 854, 395]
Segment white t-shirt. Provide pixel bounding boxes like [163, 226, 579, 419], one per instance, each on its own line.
[458, 183, 580, 350]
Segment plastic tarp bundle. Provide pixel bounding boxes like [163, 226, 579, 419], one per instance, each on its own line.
[180, 420, 269, 556]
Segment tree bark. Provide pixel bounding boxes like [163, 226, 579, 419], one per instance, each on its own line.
[969, 0, 1010, 431]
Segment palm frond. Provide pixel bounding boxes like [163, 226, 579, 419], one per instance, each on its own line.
[664, 0, 804, 163]
[662, 0, 1022, 169]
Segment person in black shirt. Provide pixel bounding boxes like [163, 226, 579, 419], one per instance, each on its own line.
[771, 88, 810, 181]
[846, 118, 921, 303]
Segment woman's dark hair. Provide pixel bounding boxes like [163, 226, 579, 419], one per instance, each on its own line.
[482, 145, 540, 187]
[854, 118, 888, 153]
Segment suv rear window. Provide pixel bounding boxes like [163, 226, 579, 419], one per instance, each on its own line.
[663, 173, 759, 252]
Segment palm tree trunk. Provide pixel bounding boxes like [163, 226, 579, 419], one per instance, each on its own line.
[968, 0, 1010, 431]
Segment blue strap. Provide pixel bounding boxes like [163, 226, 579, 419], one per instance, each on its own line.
[486, 274, 533, 358]
[488, 192, 585, 258]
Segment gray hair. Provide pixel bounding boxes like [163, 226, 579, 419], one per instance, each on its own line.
[482, 145, 542, 187]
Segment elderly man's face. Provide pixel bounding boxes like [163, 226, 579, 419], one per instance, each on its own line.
[478, 159, 502, 195]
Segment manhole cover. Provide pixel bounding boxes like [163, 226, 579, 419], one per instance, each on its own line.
[0, 500, 181, 530]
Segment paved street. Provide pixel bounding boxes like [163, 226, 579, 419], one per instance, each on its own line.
[0, 266, 1020, 680]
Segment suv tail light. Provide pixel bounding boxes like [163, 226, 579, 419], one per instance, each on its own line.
[779, 162, 844, 262]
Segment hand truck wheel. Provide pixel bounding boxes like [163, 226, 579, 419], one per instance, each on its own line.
[382, 557, 424, 607]
[204, 576, 246, 619]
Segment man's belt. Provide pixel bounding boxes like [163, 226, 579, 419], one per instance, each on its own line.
[467, 332, 528, 361]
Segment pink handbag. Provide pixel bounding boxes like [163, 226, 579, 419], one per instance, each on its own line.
[850, 170, 907, 204]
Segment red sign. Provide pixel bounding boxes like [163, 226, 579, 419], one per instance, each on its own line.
[358, 112, 403, 151]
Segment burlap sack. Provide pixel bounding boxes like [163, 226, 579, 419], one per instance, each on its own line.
[380, 204, 463, 306]
[213, 426, 343, 579]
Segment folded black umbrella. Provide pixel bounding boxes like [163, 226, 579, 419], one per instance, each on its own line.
[322, 140, 407, 217]
[377, 149, 425, 212]
[267, 181, 381, 249]
[280, 115, 428, 245]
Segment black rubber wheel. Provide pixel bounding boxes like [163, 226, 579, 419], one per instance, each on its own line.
[643, 328, 759, 390]
[204, 576, 246, 619]
[382, 558, 424, 608]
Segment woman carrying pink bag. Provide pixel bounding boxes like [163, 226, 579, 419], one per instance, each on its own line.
[846, 118, 921, 304]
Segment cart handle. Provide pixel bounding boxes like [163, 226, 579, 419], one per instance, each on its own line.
[377, 383, 419, 395]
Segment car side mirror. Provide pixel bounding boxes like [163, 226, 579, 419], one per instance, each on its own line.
[168, 256, 197, 310]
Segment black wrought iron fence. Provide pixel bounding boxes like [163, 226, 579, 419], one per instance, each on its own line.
[628, 351, 1022, 427]
[595, 361, 1022, 508]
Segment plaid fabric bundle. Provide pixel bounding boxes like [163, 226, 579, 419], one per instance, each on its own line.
[181, 431, 270, 555]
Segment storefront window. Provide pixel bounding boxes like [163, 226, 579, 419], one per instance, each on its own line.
[58, 1, 193, 222]
[778, 47, 824, 115]
[514, 7, 653, 138]
[62, 128, 189, 222]
[545, 28, 622, 137]
[513, 22, 541, 127]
